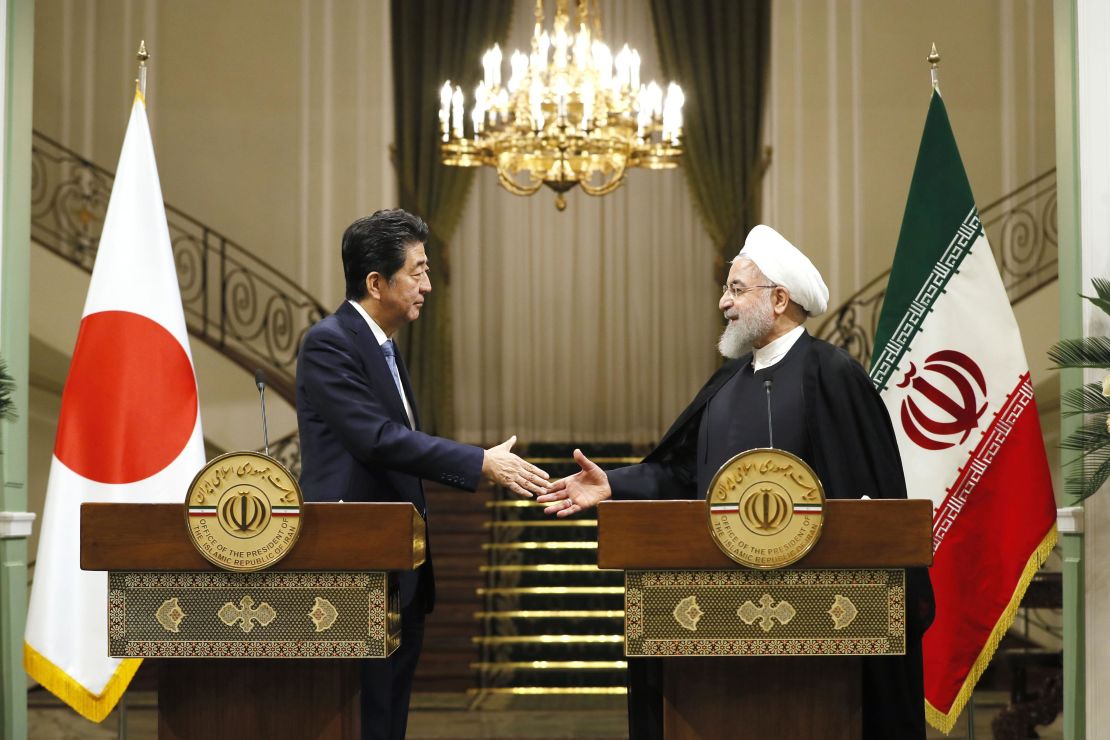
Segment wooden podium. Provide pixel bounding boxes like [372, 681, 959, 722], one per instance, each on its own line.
[596, 499, 932, 740]
[80, 502, 425, 740]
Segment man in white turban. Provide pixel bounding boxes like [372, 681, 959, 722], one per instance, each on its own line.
[538, 224, 933, 740]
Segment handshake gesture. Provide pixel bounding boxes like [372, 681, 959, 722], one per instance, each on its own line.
[481, 442, 613, 516]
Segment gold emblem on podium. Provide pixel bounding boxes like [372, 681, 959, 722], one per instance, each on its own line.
[706, 448, 825, 569]
[185, 451, 303, 572]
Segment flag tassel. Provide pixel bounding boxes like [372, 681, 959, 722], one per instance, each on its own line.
[924, 523, 1059, 734]
[23, 642, 142, 723]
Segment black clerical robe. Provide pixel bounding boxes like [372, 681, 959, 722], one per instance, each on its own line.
[607, 331, 934, 740]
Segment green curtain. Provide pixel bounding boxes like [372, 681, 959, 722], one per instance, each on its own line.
[390, 0, 513, 436]
[649, 0, 771, 279]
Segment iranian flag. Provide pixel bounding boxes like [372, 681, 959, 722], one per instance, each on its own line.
[24, 90, 206, 722]
[870, 90, 1057, 732]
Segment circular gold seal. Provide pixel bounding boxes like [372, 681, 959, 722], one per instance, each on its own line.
[184, 451, 303, 572]
[706, 448, 825, 569]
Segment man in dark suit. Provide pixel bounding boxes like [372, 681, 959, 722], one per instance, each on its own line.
[296, 208, 550, 740]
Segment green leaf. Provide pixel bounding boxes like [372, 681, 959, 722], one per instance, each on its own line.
[1064, 447, 1110, 500]
[1080, 293, 1110, 317]
[1089, 277, 1110, 305]
[1048, 336, 1110, 369]
[1061, 382, 1110, 417]
[1060, 418, 1110, 454]
[0, 358, 14, 421]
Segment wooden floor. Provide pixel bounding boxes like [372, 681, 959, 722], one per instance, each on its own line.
[411, 482, 494, 692]
[26, 689, 1061, 739]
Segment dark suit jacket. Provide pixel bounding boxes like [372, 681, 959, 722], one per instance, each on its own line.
[296, 301, 484, 611]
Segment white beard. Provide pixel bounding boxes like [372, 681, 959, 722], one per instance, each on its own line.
[718, 297, 776, 359]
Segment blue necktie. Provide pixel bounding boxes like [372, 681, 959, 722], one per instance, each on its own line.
[380, 339, 406, 403]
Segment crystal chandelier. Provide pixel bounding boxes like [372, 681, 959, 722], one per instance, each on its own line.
[438, 0, 684, 211]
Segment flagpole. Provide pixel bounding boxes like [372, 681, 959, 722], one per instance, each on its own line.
[928, 42, 941, 95]
[136, 40, 149, 98]
[922, 47, 981, 740]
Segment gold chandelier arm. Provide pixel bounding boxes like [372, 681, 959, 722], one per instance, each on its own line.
[578, 151, 629, 197]
[496, 164, 546, 196]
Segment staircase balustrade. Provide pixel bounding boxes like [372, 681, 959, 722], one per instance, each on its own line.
[30, 131, 327, 406]
[815, 169, 1058, 366]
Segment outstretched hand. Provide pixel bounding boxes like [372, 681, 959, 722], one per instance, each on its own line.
[536, 449, 611, 517]
[482, 435, 551, 498]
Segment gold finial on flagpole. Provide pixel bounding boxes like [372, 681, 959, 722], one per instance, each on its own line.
[927, 42, 941, 94]
[136, 40, 149, 98]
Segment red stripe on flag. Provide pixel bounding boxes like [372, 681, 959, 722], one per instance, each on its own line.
[922, 398, 1056, 717]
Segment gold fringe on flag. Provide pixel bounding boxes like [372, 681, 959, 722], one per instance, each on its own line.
[23, 642, 142, 723]
[924, 523, 1059, 734]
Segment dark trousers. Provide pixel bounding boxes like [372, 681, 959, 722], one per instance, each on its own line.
[627, 658, 664, 740]
[360, 599, 426, 740]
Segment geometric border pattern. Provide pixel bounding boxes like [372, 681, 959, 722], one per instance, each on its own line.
[870, 207, 983, 392]
[931, 373, 1035, 552]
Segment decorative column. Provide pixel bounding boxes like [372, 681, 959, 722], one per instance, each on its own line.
[1055, 0, 1110, 736]
[0, 1, 35, 738]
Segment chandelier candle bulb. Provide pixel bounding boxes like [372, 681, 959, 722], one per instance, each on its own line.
[615, 45, 630, 90]
[593, 41, 611, 87]
[664, 84, 685, 144]
[490, 44, 502, 87]
[574, 29, 590, 70]
[451, 86, 464, 139]
[471, 106, 483, 136]
[439, 82, 453, 140]
[509, 51, 528, 92]
[529, 80, 545, 130]
[538, 31, 550, 69]
[580, 79, 595, 131]
[554, 28, 569, 68]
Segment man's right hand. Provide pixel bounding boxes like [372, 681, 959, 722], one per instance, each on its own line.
[482, 435, 551, 498]
[535, 449, 611, 517]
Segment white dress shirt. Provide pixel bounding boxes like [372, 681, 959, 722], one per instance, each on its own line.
[751, 325, 806, 372]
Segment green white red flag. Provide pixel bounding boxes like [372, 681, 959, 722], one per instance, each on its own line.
[870, 91, 1057, 733]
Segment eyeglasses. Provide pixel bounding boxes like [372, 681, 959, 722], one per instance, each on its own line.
[721, 283, 777, 300]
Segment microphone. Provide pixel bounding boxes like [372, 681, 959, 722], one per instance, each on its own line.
[764, 377, 774, 448]
[254, 369, 270, 456]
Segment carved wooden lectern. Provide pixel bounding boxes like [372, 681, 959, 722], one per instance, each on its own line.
[80, 502, 424, 740]
[596, 499, 932, 740]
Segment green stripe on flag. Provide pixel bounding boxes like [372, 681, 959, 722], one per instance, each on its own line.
[870, 92, 982, 390]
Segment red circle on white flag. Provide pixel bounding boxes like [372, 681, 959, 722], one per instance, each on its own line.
[54, 311, 198, 484]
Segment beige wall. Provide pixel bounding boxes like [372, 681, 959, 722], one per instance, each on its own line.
[33, 0, 395, 306]
[765, 0, 1056, 303]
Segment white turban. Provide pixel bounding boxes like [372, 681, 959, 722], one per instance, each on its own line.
[736, 225, 829, 317]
